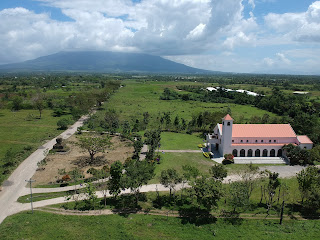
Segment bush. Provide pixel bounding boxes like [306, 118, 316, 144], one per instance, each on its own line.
[222, 158, 234, 165]
[57, 118, 72, 130]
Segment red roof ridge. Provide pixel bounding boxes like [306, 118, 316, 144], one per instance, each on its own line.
[223, 114, 233, 121]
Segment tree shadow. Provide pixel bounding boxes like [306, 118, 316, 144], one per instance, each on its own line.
[219, 210, 244, 225]
[286, 203, 320, 219]
[178, 205, 217, 226]
[72, 156, 108, 168]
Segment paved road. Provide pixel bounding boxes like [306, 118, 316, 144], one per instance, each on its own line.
[0, 113, 92, 224]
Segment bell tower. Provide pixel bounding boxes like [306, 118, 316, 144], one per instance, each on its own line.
[221, 114, 233, 155]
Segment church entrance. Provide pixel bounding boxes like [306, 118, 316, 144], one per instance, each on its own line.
[240, 149, 245, 157]
[248, 149, 253, 157]
[255, 149, 260, 157]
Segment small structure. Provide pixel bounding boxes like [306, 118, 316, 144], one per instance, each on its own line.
[52, 138, 68, 152]
[293, 91, 309, 95]
[206, 114, 313, 157]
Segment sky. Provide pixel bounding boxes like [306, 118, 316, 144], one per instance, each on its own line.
[0, 0, 319, 74]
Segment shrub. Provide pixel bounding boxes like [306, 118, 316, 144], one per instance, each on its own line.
[222, 158, 234, 165]
[57, 118, 72, 130]
[62, 174, 71, 182]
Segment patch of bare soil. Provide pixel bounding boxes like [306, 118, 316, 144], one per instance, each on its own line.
[32, 135, 134, 186]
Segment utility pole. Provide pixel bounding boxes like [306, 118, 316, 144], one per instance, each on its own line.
[25, 179, 36, 214]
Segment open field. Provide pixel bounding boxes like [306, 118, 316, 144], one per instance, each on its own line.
[105, 81, 278, 123]
[0, 211, 319, 240]
[159, 132, 204, 150]
[0, 109, 69, 159]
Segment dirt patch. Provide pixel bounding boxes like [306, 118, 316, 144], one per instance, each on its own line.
[32, 134, 134, 186]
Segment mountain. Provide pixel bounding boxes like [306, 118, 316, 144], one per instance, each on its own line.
[0, 51, 214, 74]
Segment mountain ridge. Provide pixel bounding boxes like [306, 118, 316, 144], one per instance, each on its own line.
[0, 51, 217, 74]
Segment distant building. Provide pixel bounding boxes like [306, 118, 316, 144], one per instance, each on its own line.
[206, 114, 313, 157]
[293, 91, 309, 95]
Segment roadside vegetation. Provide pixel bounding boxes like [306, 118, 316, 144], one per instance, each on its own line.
[1, 211, 319, 240]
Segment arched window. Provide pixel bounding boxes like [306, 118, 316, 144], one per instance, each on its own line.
[232, 149, 238, 157]
[255, 149, 260, 157]
[277, 149, 282, 157]
[263, 149, 268, 157]
[270, 149, 276, 157]
[240, 149, 245, 157]
[248, 149, 253, 157]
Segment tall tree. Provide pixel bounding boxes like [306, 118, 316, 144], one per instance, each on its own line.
[122, 159, 155, 205]
[160, 168, 182, 201]
[108, 161, 123, 199]
[75, 136, 111, 163]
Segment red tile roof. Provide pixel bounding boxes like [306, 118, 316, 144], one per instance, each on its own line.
[219, 124, 297, 138]
[232, 143, 295, 146]
[223, 114, 233, 121]
[297, 135, 313, 144]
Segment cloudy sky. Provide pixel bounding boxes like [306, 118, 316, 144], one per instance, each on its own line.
[0, 0, 319, 74]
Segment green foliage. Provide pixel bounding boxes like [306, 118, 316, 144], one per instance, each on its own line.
[228, 181, 251, 212]
[122, 159, 155, 204]
[108, 161, 124, 199]
[75, 135, 111, 162]
[297, 166, 320, 209]
[282, 144, 312, 165]
[209, 164, 227, 181]
[84, 182, 98, 210]
[189, 175, 223, 210]
[56, 118, 72, 130]
[160, 168, 182, 199]
[11, 96, 23, 111]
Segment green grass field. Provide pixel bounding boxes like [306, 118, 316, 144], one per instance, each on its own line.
[151, 152, 213, 184]
[106, 81, 277, 123]
[0, 211, 319, 240]
[159, 132, 204, 150]
[0, 109, 70, 159]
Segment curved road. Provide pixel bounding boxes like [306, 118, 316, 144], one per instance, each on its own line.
[0, 113, 92, 224]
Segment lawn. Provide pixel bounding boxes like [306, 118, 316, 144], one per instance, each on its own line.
[106, 81, 277, 124]
[151, 152, 213, 184]
[0, 109, 72, 185]
[0, 109, 69, 159]
[0, 211, 319, 240]
[159, 132, 204, 150]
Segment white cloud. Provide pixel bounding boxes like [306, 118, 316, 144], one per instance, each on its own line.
[264, 1, 320, 43]
[0, 0, 260, 63]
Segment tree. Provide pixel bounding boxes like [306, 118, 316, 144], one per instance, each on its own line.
[144, 129, 161, 160]
[296, 166, 320, 206]
[209, 164, 227, 181]
[282, 144, 311, 165]
[75, 136, 111, 163]
[228, 181, 250, 212]
[12, 96, 23, 111]
[160, 168, 182, 201]
[84, 182, 97, 210]
[108, 161, 123, 199]
[122, 159, 155, 205]
[189, 175, 223, 211]
[33, 96, 45, 118]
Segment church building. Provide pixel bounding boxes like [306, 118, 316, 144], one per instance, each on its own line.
[206, 114, 313, 157]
